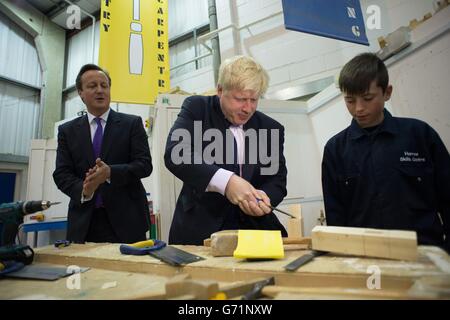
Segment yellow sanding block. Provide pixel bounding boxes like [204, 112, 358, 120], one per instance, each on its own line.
[233, 230, 284, 260]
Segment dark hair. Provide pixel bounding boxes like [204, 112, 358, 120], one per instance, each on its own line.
[339, 52, 389, 95]
[75, 64, 111, 91]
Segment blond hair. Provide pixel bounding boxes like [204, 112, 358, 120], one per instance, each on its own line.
[217, 55, 269, 96]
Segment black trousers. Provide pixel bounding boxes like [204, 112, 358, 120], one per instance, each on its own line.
[85, 208, 120, 243]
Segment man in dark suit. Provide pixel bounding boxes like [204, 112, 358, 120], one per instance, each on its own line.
[53, 64, 152, 243]
[165, 56, 287, 245]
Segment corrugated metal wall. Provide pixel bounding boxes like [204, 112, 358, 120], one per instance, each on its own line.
[65, 21, 99, 87]
[169, 0, 209, 37]
[0, 11, 41, 157]
[63, 21, 99, 119]
[0, 12, 41, 87]
[169, 0, 211, 78]
[0, 81, 39, 156]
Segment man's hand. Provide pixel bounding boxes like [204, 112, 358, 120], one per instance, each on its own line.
[225, 175, 271, 217]
[82, 158, 111, 197]
[92, 158, 111, 182]
[255, 189, 272, 213]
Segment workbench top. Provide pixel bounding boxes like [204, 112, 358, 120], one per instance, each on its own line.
[1, 243, 449, 299]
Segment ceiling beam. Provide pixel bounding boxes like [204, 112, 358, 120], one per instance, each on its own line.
[46, 0, 73, 19]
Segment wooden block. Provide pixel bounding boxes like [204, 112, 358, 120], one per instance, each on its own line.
[363, 228, 392, 259]
[288, 204, 302, 219]
[387, 230, 418, 261]
[210, 230, 239, 257]
[282, 237, 311, 246]
[311, 226, 418, 261]
[165, 274, 219, 300]
[312, 226, 365, 256]
[284, 204, 303, 237]
[261, 285, 413, 299]
[287, 218, 304, 238]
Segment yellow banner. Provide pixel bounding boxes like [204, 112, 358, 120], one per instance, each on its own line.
[99, 0, 170, 104]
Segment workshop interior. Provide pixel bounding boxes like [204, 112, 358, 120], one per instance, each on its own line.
[1, 0, 450, 301]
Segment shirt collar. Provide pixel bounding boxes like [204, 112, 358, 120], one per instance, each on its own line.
[230, 124, 244, 130]
[87, 108, 110, 125]
[349, 109, 398, 140]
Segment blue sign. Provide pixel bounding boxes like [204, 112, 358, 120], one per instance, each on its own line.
[282, 0, 369, 46]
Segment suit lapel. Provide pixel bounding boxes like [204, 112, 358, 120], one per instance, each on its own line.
[101, 109, 120, 161]
[76, 115, 95, 167]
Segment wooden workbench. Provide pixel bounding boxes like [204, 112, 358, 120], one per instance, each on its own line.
[1, 243, 449, 299]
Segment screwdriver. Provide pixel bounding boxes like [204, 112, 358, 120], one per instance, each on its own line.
[256, 198, 296, 218]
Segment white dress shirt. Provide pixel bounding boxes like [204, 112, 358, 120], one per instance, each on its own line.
[206, 125, 244, 195]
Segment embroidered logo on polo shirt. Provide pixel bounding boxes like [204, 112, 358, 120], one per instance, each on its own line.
[400, 151, 426, 163]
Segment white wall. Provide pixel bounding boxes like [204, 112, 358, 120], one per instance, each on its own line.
[388, 7, 450, 148]
[169, 0, 436, 95]
[309, 6, 450, 160]
[170, 65, 214, 94]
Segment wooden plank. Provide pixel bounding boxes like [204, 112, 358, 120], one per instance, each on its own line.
[2, 242, 446, 299]
[284, 204, 304, 238]
[30, 243, 449, 295]
[164, 274, 219, 300]
[0, 265, 168, 300]
[287, 219, 303, 238]
[286, 203, 302, 219]
[261, 285, 426, 300]
[311, 226, 418, 261]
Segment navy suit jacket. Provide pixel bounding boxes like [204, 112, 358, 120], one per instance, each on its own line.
[165, 95, 288, 245]
[53, 109, 152, 243]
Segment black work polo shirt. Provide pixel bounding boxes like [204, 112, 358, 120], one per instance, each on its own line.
[322, 110, 450, 251]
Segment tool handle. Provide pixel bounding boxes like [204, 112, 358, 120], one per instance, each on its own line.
[54, 240, 71, 248]
[120, 239, 166, 255]
[241, 277, 275, 300]
[128, 239, 155, 248]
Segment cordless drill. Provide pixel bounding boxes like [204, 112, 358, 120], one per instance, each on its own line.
[0, 201, 60, 245]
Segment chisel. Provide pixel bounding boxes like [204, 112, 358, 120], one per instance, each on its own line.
[284, 250, 327, 272]
[256, 198, 296, 218]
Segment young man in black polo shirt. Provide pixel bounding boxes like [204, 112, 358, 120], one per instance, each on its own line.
[321, 52, 450, 253]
